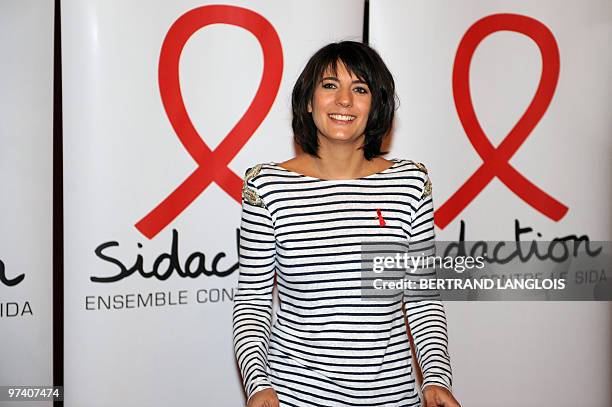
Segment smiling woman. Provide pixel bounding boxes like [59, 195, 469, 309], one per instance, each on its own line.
[307, 64, 372, 153]
[233, 41, 461, 407]
[292, 41, 396, 164]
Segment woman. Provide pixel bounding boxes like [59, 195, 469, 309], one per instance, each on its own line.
[233, 41, 460, 407]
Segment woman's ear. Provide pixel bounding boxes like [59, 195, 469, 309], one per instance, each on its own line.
[307, 101, 312, 113]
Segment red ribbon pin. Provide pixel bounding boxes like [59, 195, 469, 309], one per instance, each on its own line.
[376, 208, 386, 227]
[435, 13, 568, 229]
[135, 5, 283, 239]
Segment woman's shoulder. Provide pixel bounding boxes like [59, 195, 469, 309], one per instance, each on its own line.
[247, 156, 315, 180]
[242, 159, 291, 186]
[394, 158, 432, 197]
[241, 161, 283, 208]
[266, 155, 308, 174]
[394, 158, 430, 174]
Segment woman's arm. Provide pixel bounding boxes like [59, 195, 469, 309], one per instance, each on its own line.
[233, 166, 277, 402]
[403, 167, 454, 393]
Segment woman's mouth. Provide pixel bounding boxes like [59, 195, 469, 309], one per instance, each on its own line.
[328, 113, 356, 124]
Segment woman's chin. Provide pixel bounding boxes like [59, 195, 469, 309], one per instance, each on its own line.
[321, 133, 358, 142]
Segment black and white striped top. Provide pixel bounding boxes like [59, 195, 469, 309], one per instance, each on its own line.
[233, 158, 453, 406]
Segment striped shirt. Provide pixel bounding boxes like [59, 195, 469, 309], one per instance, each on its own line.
[233, 158, 453, 407]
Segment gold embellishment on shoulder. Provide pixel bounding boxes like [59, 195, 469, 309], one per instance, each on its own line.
[423, 175, 432, 197]
[408, 160, 432, 197]
[244, 164, 262, 181]
[409, 160, 428, 174]
[242, 164, 266, 208]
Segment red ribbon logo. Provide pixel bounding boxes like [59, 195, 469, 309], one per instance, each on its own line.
[435, 13, 568, 229]
[135, 5, 283, 239]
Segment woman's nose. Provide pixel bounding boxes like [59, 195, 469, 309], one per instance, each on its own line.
[335, 88, 352, 108]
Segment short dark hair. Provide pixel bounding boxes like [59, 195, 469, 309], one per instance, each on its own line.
[291, 41, 397, 160]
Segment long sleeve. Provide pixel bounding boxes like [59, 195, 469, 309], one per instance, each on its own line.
[403, 168, 453, 393]
[232, 166, 276, 402]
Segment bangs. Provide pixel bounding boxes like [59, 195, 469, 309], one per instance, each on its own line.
[311, 46, 373, 86]
[315, 57, 369, 85]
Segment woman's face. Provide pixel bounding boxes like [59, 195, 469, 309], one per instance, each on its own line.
[308, 61, 371, 146]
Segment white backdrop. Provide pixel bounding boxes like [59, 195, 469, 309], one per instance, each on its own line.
[59, 0, 611, 405]
[61, 1, 363, 406]
[0, 2, 54, 406]
[370, 1, 611, 406]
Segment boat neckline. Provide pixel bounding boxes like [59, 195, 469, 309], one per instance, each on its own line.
[268, 158, 402, 181]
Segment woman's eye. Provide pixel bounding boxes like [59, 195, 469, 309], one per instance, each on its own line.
[322, 82, 336, 89]
[354, 86, 368, 94]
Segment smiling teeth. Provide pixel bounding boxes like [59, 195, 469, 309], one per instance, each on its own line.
[329, 114, 355, 121]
